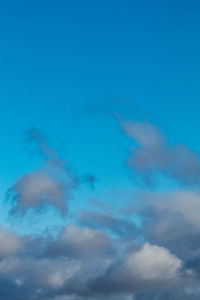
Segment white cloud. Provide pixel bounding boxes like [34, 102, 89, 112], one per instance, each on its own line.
[124, 242, 182, 281]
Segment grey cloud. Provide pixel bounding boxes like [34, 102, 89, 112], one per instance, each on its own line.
[7, 129, 97, 216]
[134, 190, 200, 259]
[120, 120, 200, 185]
[134, 287, 200, 300]
[0, 224, 192, 300]
[0, 225, 113, 299]
[120, 187, 200, 296]
[7, 129, 78, 216]
[45, 294, 134, 300]
[79, 210, 137, 237]
[45, 224, 113, 258]
[0, 228, 22, 257]
[8, 172, 71, 215]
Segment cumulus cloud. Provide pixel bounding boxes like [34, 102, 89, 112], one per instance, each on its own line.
[0, 224, 191, 300]
[123, 243, 182, 281]
[0, 225, 113, 299]
[93, 242, 182, 296]
[120, 120, 200, 185]
[132, 190, 200, 260]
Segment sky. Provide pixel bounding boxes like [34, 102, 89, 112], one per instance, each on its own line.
[1, 0, 200, 299]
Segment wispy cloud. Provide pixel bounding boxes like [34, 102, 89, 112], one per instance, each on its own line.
[120, 119, 200, 185]
[7, 129, 78, 216]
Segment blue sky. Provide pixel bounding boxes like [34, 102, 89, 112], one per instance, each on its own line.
[1, 0, 200, 222]
[1, 1, 200, 299]
[1, 0, 200, 187]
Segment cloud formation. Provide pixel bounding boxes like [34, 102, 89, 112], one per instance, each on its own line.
[133, 189, 200, 260]
[4, 120, 200, 299]
[45, 224, 112, 258]
[7, 129, 78, 215]
[0, 225, 190, 300]
[79, 210, 137, 237]
[120, 120, 200, 185]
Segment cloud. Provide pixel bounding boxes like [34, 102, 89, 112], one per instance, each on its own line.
[23, 129, 66, 169]
[124, 189, 200, 260]
[44, 294, 134, 300]
[0, 224, 191, 300]
[123, 243, 182, 281]
[3, 117, 200, 299]
[45, 224, 113, 258]
[0, 224, 114, 299]
[121, 187, 200, 298]
[120, 120, 200, 185]
[93, 243, 182, 296]
[144, 190, 200, 229]
[8, 172, 71, 215]
[0, 228, 22, 257]
[7, 129, 78, 215]
[79, 210, 137, 237]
